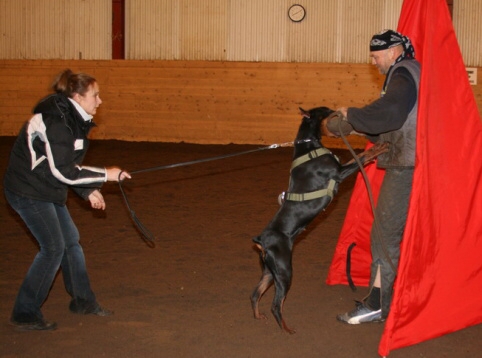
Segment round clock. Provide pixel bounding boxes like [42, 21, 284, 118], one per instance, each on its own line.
[288, 4, 306, 23]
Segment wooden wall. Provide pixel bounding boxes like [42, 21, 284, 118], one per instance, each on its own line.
[1, 60, 481, 149]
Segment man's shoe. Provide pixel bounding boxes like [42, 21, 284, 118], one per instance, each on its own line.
[11, 319, 57, 331]
[337, 301, 384, 324]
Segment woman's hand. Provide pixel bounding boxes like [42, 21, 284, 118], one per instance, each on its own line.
[106, 167, 131, 182]
[88, 189, 106, 210]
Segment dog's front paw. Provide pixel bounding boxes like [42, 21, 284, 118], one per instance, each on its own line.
[373, 141, 390, 153]
[364, 142, 390, 162]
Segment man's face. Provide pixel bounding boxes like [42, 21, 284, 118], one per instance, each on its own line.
[370, 48, 394, 75]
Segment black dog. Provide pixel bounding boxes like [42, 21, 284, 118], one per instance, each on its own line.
[250, 106, 389, 334]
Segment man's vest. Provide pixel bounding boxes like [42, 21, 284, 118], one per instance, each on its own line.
[377, 59, 421, 168]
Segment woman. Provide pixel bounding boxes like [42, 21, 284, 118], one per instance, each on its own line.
[4, 69, 131, 331]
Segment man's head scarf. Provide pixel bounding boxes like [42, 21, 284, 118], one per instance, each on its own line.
[370, 29, 415, 61]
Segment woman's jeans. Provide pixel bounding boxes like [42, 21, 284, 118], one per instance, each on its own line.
[5, 189, 97, 323]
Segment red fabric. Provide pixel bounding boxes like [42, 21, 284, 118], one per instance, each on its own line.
[327, 0, 482, 355]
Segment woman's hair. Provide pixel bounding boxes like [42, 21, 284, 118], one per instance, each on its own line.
[51, 69, 97, 98]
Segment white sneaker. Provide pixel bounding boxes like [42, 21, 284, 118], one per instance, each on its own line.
[337, 301, 384, 324]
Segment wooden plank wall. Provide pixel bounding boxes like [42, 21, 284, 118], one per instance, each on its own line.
[1, 60, 481, 149]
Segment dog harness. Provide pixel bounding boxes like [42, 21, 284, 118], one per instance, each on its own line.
[290, 147, 332, 170]
[283, 147, 339, 202]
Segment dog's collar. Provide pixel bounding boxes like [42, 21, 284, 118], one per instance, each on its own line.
[294, 138, 314, 145]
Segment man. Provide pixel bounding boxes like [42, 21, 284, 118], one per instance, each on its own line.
[323, 29, 421, 324]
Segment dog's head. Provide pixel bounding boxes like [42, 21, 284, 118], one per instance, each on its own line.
[296, 106, 335, 143]
[299, 106, 334, 121]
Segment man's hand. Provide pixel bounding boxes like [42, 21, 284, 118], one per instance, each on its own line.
[323, 111, 352, 137]
[337, 107, 348, 117]
[322, 116, 339, 137]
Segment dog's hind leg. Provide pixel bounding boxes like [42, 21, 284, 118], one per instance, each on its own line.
[265, 246, 296, 334]
[251, 266, 273, 320]
[251, 242, 274, 320]
[271, 269, 295, 334]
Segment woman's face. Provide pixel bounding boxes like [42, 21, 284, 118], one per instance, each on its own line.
[74, 82, 102, 115]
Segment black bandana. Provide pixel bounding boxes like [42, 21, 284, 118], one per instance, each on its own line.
[370, 29, 415, 60]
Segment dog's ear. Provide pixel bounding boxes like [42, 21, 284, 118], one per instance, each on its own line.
[254, 243, 266, 258]
[299, 107, 310, 118]
[326, 108, 335, 118]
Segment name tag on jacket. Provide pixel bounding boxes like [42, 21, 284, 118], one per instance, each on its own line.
[74, 139, 84, 150]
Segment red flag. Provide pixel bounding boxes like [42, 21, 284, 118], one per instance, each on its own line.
[380, 0, 482, 355]
[327, 0, 482, 355]
[325, 159, 383, 287]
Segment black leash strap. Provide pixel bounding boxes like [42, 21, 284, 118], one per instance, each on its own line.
[119, 143, 291, 246]
[338, 121, 397, 290]
[118, 177, 156, 247]
[346, 242, 357, 291]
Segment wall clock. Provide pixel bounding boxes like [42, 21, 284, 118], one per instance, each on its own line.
[288, 4, 306, 23]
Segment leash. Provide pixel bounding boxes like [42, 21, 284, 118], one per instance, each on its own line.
[118, 142, 294, 245]
[338, 120, 397, 291]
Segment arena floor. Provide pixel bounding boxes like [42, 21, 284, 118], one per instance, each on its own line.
[1, 137, 480, 357]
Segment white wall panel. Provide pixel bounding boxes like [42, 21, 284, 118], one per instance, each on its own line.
[127, 0, 403, 63]
[228, 0, 286, 62]
[126, 0, 180, 59]
[179, 0, 228, 60]
[453, 0, 482, 66]
[0, 0, 111, 59]
[1, 0, 481, 66]
[0, 0, 31, 58]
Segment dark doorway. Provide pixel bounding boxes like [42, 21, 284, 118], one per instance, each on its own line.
[112, 0, 125, 59]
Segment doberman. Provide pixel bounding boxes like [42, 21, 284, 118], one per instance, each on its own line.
[250, 106, 389, 334]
